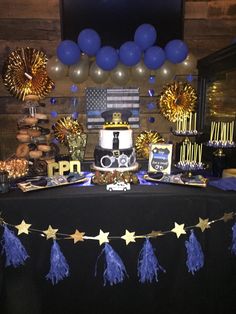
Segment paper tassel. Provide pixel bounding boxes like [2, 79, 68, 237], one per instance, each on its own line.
[96, 243, 127, 286]
[230, 223, 236, 255]
[46, 240, 69, 285]
[1, 225, 29, 267]
[138, 238, 166, 283]
[185, 230, 204, 275]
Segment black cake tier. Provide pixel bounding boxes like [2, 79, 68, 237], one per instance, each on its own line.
[94, 146, 136, 169]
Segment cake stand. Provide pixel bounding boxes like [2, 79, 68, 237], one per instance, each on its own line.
[204, 141, 236, 177]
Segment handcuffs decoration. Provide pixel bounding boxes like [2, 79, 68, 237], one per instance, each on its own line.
[100, 150, 135, 168]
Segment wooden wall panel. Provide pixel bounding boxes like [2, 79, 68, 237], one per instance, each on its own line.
[185, 0, 236, 20]
[208, 1, 236, 19]
[185, 37, 232, 58]
[184, 19, 236, 37]
[185, 2, 208, 19]
[0, 19, 60, 41]
[0, 0, 60, 19]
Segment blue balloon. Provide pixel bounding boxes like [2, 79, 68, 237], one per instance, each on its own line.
[147, 102, 156, 110]
[50, 97, 57, 104]
[119, 41, 142, 66]
[149, 75, 156, 84]
[57, 40, 80, 65]
[148, 89, 155, 97]
[148, 116, 155, 123]
[165, 39, 189, 64]
[78, 28, 101, 56]
[50, 111, 58, 118]
[96, 46, 119, 71]
[144, 46, 166, 70]
[134, 24, 157, 51]
[70, 84, 78, 93]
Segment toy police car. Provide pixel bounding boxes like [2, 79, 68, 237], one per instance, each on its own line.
[106, 182, 131, 192]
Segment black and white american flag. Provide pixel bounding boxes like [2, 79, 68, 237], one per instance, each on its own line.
[85, 87, 140, 129]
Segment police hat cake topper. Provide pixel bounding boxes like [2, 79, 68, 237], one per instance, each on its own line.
[101, 110, 132, 129]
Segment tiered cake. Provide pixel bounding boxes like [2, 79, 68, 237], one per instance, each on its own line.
[93, 110, 138, 172]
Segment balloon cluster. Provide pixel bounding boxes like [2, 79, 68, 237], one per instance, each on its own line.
[47, 24, 192, 85]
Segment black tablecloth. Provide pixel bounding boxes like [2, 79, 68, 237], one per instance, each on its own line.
[0, 183, 236, 314]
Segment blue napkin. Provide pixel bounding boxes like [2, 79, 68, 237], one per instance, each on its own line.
[209, 177, 236, 191]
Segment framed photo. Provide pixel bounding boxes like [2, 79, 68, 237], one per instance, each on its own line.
[148, 143, 173, 174]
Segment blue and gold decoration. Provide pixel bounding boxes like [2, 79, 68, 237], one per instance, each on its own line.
[0, 211, 235, 285]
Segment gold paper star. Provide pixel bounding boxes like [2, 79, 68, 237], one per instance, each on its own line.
[43, 225, 58, 240]
[171, 222, 186, 238]
[196, 217, 210, 232]
[15, 220, 32, 235]
[70, 230, 85, 244]
[121, 229, 136, 245]
[223, 212, 234, 222]
[95, 229, 109, 245]
[148, 230, 164, 238]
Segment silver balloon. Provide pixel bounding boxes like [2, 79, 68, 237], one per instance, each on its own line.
[131, 60, 150, 81]
[69, 54, 89, 84]
[89, 61, 110, 84]
[46, 56, 68, 81]
[176, 53, 197, 75]
[110, 63, 130, 85]
[80, 53, 89, 65]
[155, 61, 177, 83]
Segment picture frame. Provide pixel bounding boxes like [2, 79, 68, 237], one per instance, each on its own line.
[148, 143, 173, 174]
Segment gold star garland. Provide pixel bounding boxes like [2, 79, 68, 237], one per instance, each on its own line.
[121, 230, 136, 245]
[69, 230, 85, 244]
[15, 220, 32, 235]
[0, 211, 235, 243]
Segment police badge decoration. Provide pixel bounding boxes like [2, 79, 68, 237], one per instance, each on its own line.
[148, 144, 173, 174]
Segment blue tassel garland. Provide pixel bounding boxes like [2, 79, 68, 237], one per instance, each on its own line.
[96, 243, 127, 286]
[1, 225, 29, 267]
[46, 240, 69, 285]
[138, 238, 166, 283]
[185, 230, 204, 275]
[230, 223, 236, 255]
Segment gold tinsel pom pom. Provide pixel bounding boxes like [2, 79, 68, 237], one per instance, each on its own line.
[159, 81, 197, 122]
[135, 130, 164, 159]
[0, 159, 29, 179]
[2, 47, 54, 101]
[53, 117, 84, 143]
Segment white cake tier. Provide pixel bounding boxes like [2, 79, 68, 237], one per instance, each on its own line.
[99, 129, 133, 150]
[92, 162, 139, 172]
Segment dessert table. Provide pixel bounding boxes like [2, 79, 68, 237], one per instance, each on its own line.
[0, 181, 236, 314]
